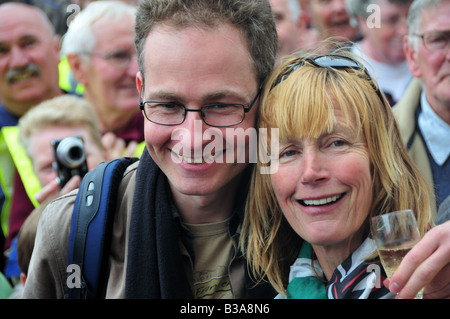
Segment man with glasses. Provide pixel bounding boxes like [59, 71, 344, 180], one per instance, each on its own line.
[23, 0, 278, 299]
[22, 0, 450, 300]
[394, 0, 450, 222]
[63, 1, 144, 158]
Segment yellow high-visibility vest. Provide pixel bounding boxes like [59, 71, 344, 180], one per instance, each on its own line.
[0, 127, 41, 237]
[59, 56, 84, 95]
[134, 141, 146, 158]
[0, 127, 145, 237]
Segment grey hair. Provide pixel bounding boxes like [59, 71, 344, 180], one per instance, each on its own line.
[134, 0, 278, 87]
[407, 0, 445, 49]
[61, 1, 136, 58]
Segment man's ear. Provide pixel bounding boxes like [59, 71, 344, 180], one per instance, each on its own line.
[52, 34, 61, 62]
[404, 36, 422, 78]
[136, 71, 145, 107]
[66, 53, 88, 85]
[136, 71, 143, 93]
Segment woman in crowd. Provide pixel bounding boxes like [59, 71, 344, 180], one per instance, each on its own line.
[241, 50, 435, 298]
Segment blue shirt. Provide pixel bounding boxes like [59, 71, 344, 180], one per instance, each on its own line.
[418, 92, 450, 166]
[0, 103, 19, 128]
[418, 93, 450, 209]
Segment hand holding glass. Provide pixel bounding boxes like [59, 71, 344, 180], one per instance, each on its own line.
[371, 209, 423, 298]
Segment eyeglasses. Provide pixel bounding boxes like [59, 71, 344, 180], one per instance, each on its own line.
[270, 54, 385, 104]
[89, 49, 136, 68]
[413, 30, 450, 51]
[139, 88, 261, 127]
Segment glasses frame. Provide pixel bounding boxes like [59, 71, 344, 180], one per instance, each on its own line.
[139, 87, 261, 127]
[87, 49, 135, 69]
[413, 30, 450, 51]
[270, 54, 386, 105]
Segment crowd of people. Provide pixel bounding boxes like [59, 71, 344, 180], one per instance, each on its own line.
[0, 0, 448, 300]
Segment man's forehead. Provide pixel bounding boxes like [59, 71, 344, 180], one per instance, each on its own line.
[0, 4, 53, 38]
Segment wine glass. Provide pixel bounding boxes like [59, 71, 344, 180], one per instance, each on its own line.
[371, 209, 423, 299]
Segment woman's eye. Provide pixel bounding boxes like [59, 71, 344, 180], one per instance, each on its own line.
[330, 140, 346, 147]
[280, 149, 298, 158]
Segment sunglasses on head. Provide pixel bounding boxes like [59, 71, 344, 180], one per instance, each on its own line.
[270, 54, 385, 105]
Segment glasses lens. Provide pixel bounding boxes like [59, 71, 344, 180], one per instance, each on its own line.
[144, 102, 185, 125]
[203, 104, 245, 126]
[424, 30, 450, 50]
[100, 50, 134, 68]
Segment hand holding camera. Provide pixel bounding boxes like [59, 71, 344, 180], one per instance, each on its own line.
[51, 136, 88, 189]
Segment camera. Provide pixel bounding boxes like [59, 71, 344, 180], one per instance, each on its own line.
[51, 135, 88, 188]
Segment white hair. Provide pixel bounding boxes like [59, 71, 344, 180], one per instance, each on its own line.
[61, 1, 136, 58]
[407, 0, 446, 49]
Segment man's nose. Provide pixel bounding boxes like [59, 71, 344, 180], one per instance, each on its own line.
[179, 111, 208, 154]
[8, 46, 30, 69]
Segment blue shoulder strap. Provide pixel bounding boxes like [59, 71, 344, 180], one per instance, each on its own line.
[68, 157, 138, 299]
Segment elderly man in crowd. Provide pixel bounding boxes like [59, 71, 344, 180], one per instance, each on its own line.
[63, 1, 144, 157]
[394, 0, 450, 221]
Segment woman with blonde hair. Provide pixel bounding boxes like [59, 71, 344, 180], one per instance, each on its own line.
[241, 50, 434, 298]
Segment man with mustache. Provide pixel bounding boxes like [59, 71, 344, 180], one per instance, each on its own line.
[0, 2, 62, 271]
[0, 3, 61, 121]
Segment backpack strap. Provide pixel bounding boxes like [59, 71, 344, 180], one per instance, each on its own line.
[68, 157, 138, 299]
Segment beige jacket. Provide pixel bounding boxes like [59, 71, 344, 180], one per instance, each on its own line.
[392, 78, 437, 215]
[22, 160, 246, 298]
[22, 161, 138, 298]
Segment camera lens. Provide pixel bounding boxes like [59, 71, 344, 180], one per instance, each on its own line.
[56, 136, 86, 168]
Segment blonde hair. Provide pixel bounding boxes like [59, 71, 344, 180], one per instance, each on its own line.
[240, 50, 434, 296]
[19, 95, 103, 156]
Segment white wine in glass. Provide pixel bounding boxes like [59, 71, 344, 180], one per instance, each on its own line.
[371, 209, 423, 299]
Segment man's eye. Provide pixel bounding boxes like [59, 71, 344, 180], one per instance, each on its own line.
[427, 31, 450, 43]
[204, 103, 242, 114]
[21, 37, 37, 49]
[0, 46, 9, 56]
[159, 103, 177, 109]
[150, 103, 183, 112]
[112, 52, 129, 59]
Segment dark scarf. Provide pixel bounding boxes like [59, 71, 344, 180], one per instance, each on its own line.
[124, 149, 276, 299]
[125, 149, 192, 298]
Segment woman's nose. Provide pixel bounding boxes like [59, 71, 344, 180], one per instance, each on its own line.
[300, 149, 330, 184]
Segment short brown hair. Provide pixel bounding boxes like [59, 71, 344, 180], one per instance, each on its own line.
[134, 0, 278, 86]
